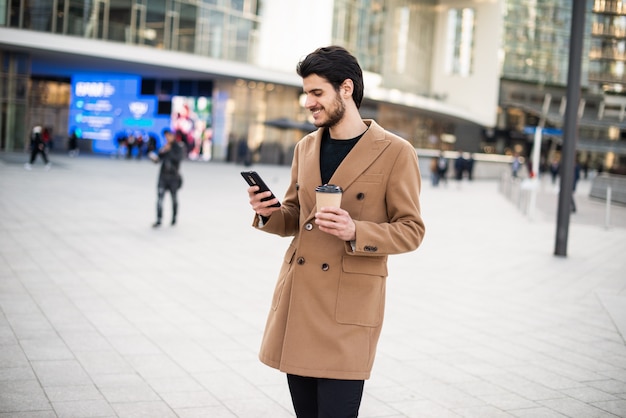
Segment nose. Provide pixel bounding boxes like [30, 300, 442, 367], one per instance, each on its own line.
[304, 94, 316, 109]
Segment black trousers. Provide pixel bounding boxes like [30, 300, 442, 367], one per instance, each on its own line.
[156, 183, 178, 222]
[29, 145, 49, 164]
[287, 374, 364, 418]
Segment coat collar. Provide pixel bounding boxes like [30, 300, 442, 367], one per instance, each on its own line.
[300, 119, 391, 210]
[329, 120, 390, 190]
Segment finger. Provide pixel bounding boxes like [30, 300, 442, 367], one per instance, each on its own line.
[256, 204, 280, 217]
[256, 198, 278, 210]
[316, 217, 338, 229]
[318, 207, 342, 215]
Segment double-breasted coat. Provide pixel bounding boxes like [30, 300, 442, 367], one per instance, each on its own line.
[253, 120, 425, 380]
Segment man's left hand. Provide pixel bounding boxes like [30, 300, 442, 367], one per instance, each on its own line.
[315, 207, 356, 241]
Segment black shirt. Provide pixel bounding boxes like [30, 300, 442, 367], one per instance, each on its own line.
[319, 129, 365, 185]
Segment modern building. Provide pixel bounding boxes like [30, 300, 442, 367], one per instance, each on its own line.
[498, 0, 626, 174]
[0, 0, 502, 164]
[2, 0, 624, 173]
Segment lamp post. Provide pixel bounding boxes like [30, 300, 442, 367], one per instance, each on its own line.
[554, 0, 586, 257]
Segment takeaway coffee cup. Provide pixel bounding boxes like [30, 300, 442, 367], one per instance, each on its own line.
[315, 184, 343, 210]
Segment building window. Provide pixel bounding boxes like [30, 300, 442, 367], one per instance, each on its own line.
[394, 6, 410, 74]
[445, 8, 475, 77]
[332, 0, 385, 74]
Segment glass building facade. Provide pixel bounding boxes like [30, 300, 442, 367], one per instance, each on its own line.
[4, 0, 262, 62]
[332, 0, 438, 96]
[9, 0, 623, 171]
[497, 0, 626, 173]
[590, 0, 626, 90]
[501, 0, 588, 86]
[4, 0, 497, 160]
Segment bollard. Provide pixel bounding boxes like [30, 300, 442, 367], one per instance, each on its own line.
[605, 186, 612, 229]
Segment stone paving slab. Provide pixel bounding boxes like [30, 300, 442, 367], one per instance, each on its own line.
[0, 152, 625, 417]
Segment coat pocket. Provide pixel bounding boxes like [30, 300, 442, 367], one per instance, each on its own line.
[271, 244, 296, 310]
[336, 256, 387, 327]
[349, 174, 386, 221]
[356, 173, 384, 184]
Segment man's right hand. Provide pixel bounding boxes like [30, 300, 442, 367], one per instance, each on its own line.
[247, 186, 281, 217]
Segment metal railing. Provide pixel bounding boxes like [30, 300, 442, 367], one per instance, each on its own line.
[590, 173, 626, 205]
[499, 171, 533, 215]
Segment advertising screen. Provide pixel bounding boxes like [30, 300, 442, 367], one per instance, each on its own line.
[69, 74, 169, 154]
[171, 95, 213, 160]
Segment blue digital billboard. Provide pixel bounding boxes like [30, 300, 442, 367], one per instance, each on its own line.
[69, 74, 169, 154]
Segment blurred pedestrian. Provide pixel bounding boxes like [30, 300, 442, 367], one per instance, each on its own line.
[24, 126, 51, 170]
[115, 131, 128, 159]
[434, 152, 448, 187]
[68, 129, 79, 157]
[146, 133, 158, 155]
[237, 137, 251, 166]
[511, 152, 522, 178]
[42, 127, 52, 151]
[126, 133, 136, 159]
[454, 152, 466, 182]
[465, 152, 475, 180]
[430, 156, 439, 186]
[549, 157, 559, 184]
[571, 158, 581, 213]
[135, 132, 145, 160]
[150, 129, 185, 227]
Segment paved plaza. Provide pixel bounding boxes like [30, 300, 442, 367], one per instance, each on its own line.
[0, 151, 625, 418]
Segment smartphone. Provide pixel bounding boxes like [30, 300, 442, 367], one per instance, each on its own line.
[240, 171, 281, 207]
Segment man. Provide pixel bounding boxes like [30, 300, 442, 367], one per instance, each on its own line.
[151, 128, 184, 227]
[512, 152, 522, 177]
[24, 126, 51, 170]
[245, 46, 425, 417]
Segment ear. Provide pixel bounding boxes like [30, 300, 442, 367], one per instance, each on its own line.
[341, 79, 354, 98]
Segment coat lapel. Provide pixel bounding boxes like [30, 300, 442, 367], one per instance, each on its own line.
[329, 120, 390, 191]
[299, 120, 391, 218]
[299, 130, 323, 216]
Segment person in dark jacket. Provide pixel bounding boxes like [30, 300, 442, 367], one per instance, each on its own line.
[68, 129, 79, 157]
[150, 128, 185, 227]
[454, 152, 466, 181]
[25, 126, 51, 170]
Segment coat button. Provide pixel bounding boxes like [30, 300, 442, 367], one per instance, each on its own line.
[305, 223, 313, 231]
[357, 192, 365, 200]
[321, 263, 329, 271]
[297, 257, 305, 265]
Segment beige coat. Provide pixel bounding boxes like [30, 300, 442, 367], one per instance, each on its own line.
[253, 120, 425, 380]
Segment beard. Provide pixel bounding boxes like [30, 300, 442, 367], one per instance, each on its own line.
[314, 95, 345, 129]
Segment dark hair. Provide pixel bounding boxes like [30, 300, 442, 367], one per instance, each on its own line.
[296, 45, 364, 109]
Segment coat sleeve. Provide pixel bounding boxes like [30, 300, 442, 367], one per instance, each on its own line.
[251, 143, 302, 237]
[349, 141, 425, 256]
